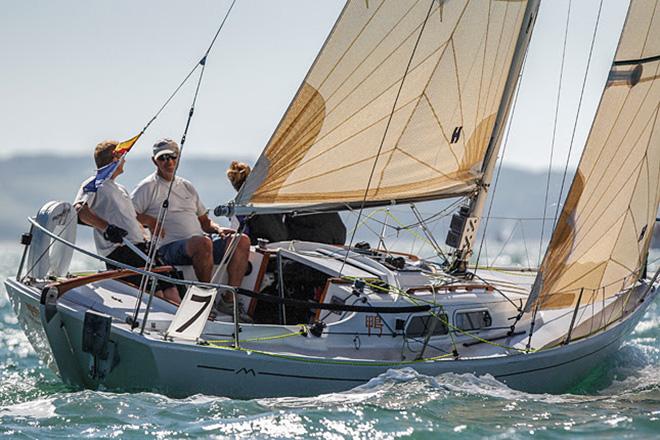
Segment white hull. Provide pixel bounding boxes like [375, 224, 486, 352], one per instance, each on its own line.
[5, 277, 656, 398]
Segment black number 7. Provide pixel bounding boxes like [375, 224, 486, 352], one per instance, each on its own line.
[175, 293, 213, 333]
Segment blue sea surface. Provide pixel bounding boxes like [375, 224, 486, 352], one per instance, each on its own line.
[1, 242, 658, 439]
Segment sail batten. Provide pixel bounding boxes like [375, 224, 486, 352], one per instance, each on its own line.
[527, 0, 660, 314]
[236, 0, 532, 210]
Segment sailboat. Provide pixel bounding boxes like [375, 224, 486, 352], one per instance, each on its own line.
[4, 0, 659, 399]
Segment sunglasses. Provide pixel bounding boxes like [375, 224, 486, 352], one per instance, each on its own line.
[157, 154, 178, 162]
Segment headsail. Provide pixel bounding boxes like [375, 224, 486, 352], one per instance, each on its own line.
[527, 0, 660, 312]
[236, 0, 532, 212]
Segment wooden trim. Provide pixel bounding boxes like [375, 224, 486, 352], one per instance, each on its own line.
[48, 266, 174, 298]
[248, 251, 273, 315]
[313, 277, 352, 321]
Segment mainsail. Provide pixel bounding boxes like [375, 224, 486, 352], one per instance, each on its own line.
[527, 0, 660, 312]
[235, 0, 532, 212]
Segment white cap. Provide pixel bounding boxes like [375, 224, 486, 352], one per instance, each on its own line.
[152, 138, 180, 159]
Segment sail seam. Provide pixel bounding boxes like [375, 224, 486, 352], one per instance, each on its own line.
[551, 0, 605, 229]
[395, 148, 457, 179]
[283, 42, 448, 172]
[571, 100, 659, 239]
[639, 0, 659, 61]
[474, 0, 492, 132]
[553, 161, 642, 295]
[551, 262, 607, 298]
[481, 0, 513, 130]
[293, 7, 457, 167]
[272, 98, 419, 190]
[423, 92, 460, 167]
[374, 1, 523, 191]
[579, 68, 653, 191]
[610, 255, 636, 275]
[568, 160, 644, 257]
[475, 0, 494, 128]
[315, 0, 392, 92]
[571, 77, 659, 232]
[340, 0, 438, 268]
[269, 1, 477, 190]
[284, 5, 446, 166]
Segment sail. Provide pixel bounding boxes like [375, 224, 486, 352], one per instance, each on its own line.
[236, 0, 531, 211]
[527, 0, 660, 312]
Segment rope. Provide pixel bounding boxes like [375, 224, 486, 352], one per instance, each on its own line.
[341, 275, 531, 353]
[133, 1, 238, 329]
[539, 0, 572, 266]
[30, 214, 658, 356]
[204, 342, 455, 367]
[207, 325, 307, 345]
[552, 0, 604, 228]
[473, 48, 529, 273]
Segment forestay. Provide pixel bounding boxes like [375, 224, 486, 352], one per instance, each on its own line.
[528, 0, 660, 311]
[236, 0, 530, 211]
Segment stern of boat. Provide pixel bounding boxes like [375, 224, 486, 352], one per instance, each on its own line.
[4, 278, 59, 374]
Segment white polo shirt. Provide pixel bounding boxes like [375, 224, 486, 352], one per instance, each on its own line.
[131, 172, 207, 247]
[74, 178, 146, 256]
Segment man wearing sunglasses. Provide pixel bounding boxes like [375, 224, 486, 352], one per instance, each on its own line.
[74, 140, 181, 304]
[131, 139, 251, 320]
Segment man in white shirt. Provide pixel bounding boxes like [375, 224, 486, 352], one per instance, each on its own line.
[74, 140, 180, 304]
[131, 139, 250, 316]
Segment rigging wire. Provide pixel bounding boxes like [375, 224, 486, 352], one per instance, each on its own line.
[32, 215, 659, 354]
[538, 0, 572, 267]
[339, 0, 436, 276]
[552, 0, 605, 228]
[524, 1, 606, 340]
[130, 0, 239, 329]
[138, 0, 238, 140]
[24, 1, 238, 292]
[473, 48, 530, 273]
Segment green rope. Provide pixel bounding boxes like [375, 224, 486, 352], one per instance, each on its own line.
[203, 342, 455, 366]
[207, 325, 308, 346]
[342, 276, 533, 353]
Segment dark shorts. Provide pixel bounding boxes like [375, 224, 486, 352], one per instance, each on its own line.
[106, 242, 176, 292]
[157, 235, 228, 266]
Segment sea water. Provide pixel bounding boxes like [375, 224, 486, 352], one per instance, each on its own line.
[0, 242, 658, 439]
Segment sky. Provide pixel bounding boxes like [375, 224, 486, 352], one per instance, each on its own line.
[0, 0, 629, 171]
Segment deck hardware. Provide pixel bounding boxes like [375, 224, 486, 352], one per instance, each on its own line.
[16, 226, 34, 280]
[352, 279, 365, 295]
[309, 321, 326, 337]
[40, 286, 59, 323]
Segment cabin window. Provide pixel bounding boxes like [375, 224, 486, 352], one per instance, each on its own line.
[405, 314, 449, 338]
[454, 310, 492, 331]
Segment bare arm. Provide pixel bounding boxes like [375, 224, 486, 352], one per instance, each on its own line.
[136, 213, 165, 238]
[198, 213, 233, 236]
[75, 203, 108, 232]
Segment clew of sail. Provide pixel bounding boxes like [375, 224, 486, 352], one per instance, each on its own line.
[235, 0, 532, 213]
[527, 0, 660, 313]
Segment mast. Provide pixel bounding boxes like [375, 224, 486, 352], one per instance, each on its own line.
[448, 0, 541, 272]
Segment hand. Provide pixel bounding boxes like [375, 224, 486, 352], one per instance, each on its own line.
[217, 227, 235, 238]
[103, 224, 128, 244]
